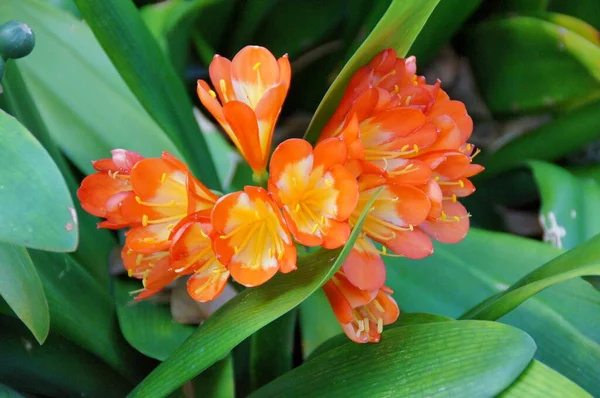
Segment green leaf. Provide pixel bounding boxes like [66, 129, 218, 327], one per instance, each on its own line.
[0, 0, 182, 175]
[73, 0, 221, 190]
[487, 0, 549, 13]
[530, 161, 600, 249]
[228, 0, 279, 53]
[303, 0, 440, 143]
[250, 0, 345, 59]
[128, 188, 383, 398]
[307, 312, 453, 360]
[548, 0, 600, 30]
[461, 233, 600, 320]
[298, 289, 341, 358]
[483, 100, 600, 177]
[499, 360, 592, 397]
[533, 12, 600, 46]
[464, 16, 600, 114]
[114, 277, 196, 361]
[409, 0, 482, 65]
[192, 356, 235, 398]
[384, 229, 600, 395]
[0, 383, 25, 398]
[250, 309, 296, 391]
[1, 60, 116, 286]
[29, 250, 145, 382]
[0, 315, 131, 398]
[0, 244, 48, 344]
[251, 321, 535, 397]
[0, 109, 77, 251]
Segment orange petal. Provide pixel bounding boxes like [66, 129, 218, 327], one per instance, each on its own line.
[228, 261, 279, 287]
[255, 82, 288, 157]
[278, 243, 297, 274]
[269, 138, 313, 185]
[125, 224, 172, 253]
[329, 164, 359, 221]
[385, 183, 432, 226]
[342, 249, 386, 291]
[130, 156, 186, 200]
[323, 280, 354, 325]
[369, 290, 400, 325]
[231, 46, 280, 105]
[208, 55, 235, 103]
[77, 172, 131, 218]
[420, 201, 469, 244]
[187, 266, 230, 302]
[384, 228, 434, 259]
[321, 219, 351, 250]
[427, 99, 472, 142]
[197, 80, 232, 136]
[313, 137, 347, 172]
[145, 256, 177, 291]
[222, 101, 264, 172]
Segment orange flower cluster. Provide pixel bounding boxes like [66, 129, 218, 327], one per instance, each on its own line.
[77, 46, 482, 344]
[319, 49, 483, 343]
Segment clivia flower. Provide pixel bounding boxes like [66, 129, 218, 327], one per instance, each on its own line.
[211, 186, 297, 287]
[197, 45, 291, 181]
[323, 271, 399, 343]
[268, 138, 358, 249]
[169, 213, 230, 302]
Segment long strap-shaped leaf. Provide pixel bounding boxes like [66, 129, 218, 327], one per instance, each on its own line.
[128, 188, 382, 398]
[73, 0, 221, 191]
[461, 233, 600, 320]
[250, 321, 535, 397]
[303, 0, 440, 143]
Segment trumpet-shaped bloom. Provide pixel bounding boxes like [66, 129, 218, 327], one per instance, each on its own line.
[268, 138, 358, 249]
[122, 245, 177, 300]
[211, 186, 296, 287]
[197, 45, 291, 177]
[323, 272, 399, 343]
[170, 213, 230, 302]
[121, 152, 219, 253]
[77, 149, 144, 229]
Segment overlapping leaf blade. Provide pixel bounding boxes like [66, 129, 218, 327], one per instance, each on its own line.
[0, 109, 77, 251]
[74, 0, 221, 190]
[0, 244, 48, 344]
[251, 321, 535, 397]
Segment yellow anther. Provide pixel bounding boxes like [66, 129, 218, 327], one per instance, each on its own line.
[471, 148, 482, 160]
[135, 253, 144, 266]
[459, 179, 465, 188]
[441, 211, 447, 221]
[142, 214, 149, 227]
[390, 69, 397, 75]
[268, 248, 273, 258]
[234, 246, 240, 254]
[126, 249, 133, 255]
[254, 210, 260, 219]
[400, 144, 410, 152]
[161, 173, 167, 183]
[377, 318, 384, 333]
[294, 203, 301, 212]
[277, 251, 284, 260]
[209, 90, 217, 98]
[364, 318, 370, 332]
[434, 176, 440, 181]
[167, 224, 175, 230]
[373, 299, 385, 312]
[413, 144, 419, 153]
[325, 179, 333, 187]
[405, 96, 412, 106]
[253, 62, 261, 71]
[409, 224, 414, 231]
[311, 223, 319, 233]
[393, 84, 399, 94]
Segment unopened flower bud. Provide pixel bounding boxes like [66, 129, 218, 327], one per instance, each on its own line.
[0, 21, 35, 59]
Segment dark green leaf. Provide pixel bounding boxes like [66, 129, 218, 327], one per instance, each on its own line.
[114, 277, 196, 361]
[73, 0, 221, 190]
[192, 356, 235, 398]
[0, 0, 182, 175]
[251, 321, 535, 397]
[464, 16, 600, 115]
[304, 0, 440, 143]
[461, 233, 600, 320]
[299, 289, 340, 358]
[530, 161, 600, 250]
[228, 0, 279, 53]
[0, 244, 48, 344]
[0, 109, 77, 251]
[29, 250, 144, 382]
[0, 315, 131, 398]
[250, 309, 296, 391]
[499, 360, 592, 397]
[0, 383, 25, 398]
[483, 100, 600, 177]
[410, 0, 481, 65]
[2, 61, 116, 286]
[548, 0, 600, 30]
[127, 188, 382, 398]
[385, 229, 600, 395]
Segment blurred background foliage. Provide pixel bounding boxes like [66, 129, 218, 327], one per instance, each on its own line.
[0, 0, 599, 397]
